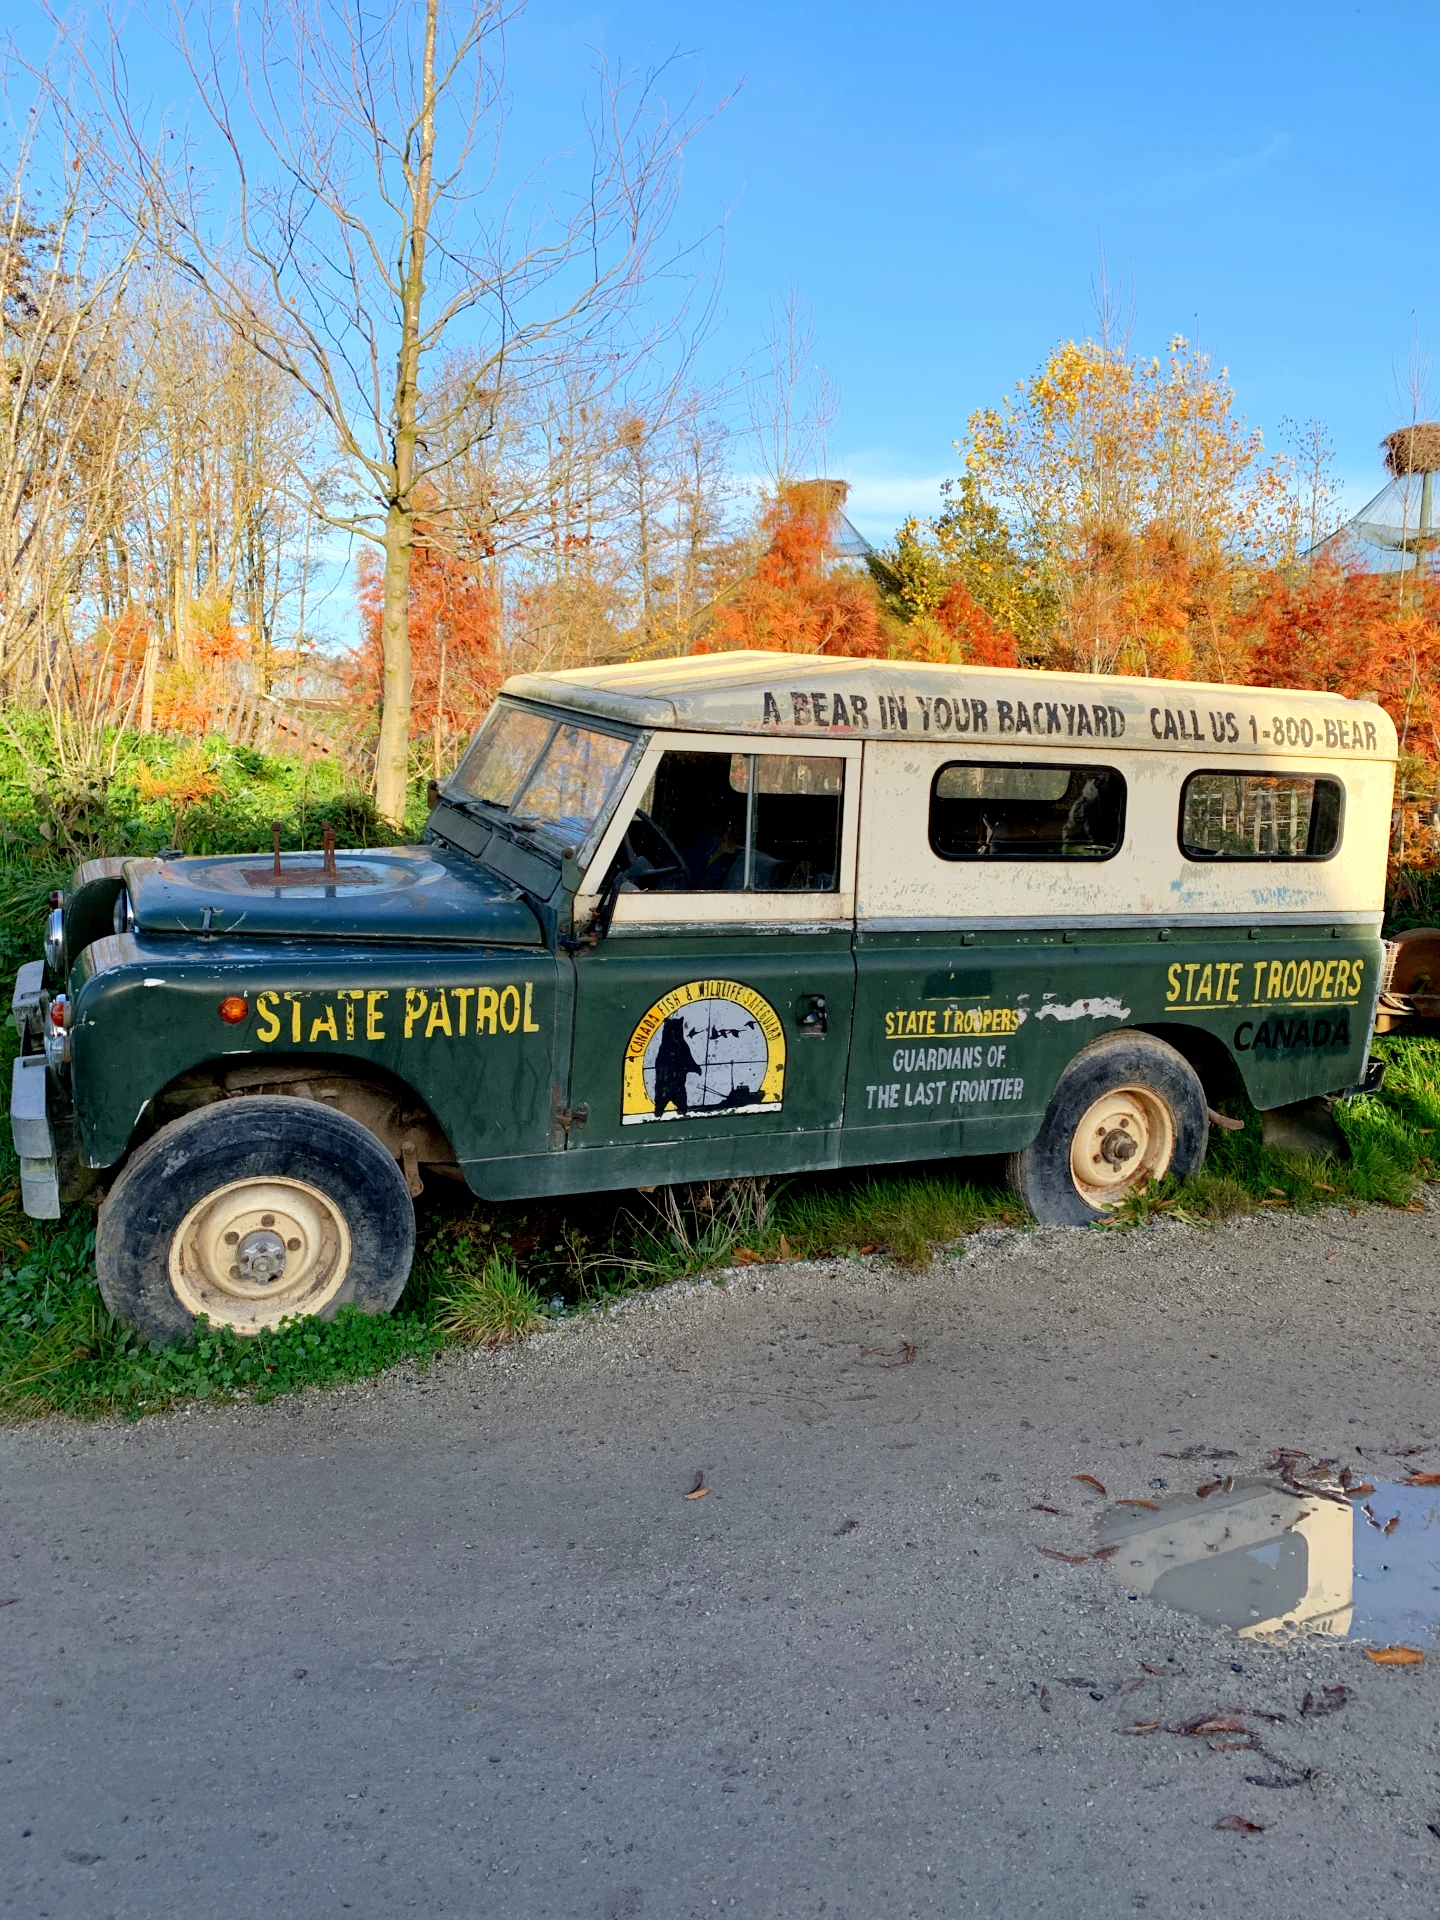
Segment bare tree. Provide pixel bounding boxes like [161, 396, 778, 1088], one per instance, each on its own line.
[91, 0, 705, 821]
[745, 285, 838, 489]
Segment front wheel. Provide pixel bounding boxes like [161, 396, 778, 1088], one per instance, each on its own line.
[96, 1097, 416, 1342]
[1006, 1030, 1209, 1226]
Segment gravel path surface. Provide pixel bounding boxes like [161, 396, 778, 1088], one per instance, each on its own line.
[4, 1200, 1440, 1918]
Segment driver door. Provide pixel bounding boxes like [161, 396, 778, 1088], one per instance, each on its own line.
[564, 734, 860, 1187]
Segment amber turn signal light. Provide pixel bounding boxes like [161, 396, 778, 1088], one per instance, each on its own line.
[218, 996, 249, 1024]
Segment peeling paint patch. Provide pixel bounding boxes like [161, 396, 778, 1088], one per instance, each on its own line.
[142, 978, 166, 987]
[1035, 996, 1131, 1023]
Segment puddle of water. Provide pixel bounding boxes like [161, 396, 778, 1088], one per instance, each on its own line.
[1095, 1478, 1440, 1643]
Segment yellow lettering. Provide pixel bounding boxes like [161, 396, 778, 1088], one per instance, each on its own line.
[1322, 959, 1338, 999]
[338, 990, 360, 1040]
[523, 981, 540, 1033]
[1350, 958, 1365, 997]
[885, 1011, 897, 1038]
[477, 987, 499, 1034]
[454, 986, 474, 1036]
[366, 990, 388, 1040]
[499, 985, 521, 1033]
[255, 991, 281, 1044]
[1166, 963, 1181, 1003]
[1196, 964, 1214, 1003]
[309, 1003, 338, 1043]
[425, 993, 454, 1039]
[1183, 962, 1199, 1002]
[1266, 961, 1283, 1000]
[284, 992, 303, 1042]
[1252, 960, 1267, 1000]
[1281, 960, 1298, 1000]
[404, 987, 429, 1039]
[1226, 962, 1241, 1004]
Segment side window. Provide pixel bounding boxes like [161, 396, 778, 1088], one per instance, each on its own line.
[607, 751, 844, 894]
[929, 761, 1126, 861]
[1180, 772, 1343, 861]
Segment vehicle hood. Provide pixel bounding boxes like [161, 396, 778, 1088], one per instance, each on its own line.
[122, 844, 543, 945]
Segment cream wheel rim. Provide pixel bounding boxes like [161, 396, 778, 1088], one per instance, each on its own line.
[1068, 1085, 1175, 1207]
[168, 1176, 352, 1334]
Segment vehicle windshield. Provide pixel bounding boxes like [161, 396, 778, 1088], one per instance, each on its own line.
[447, 703, 632, 842]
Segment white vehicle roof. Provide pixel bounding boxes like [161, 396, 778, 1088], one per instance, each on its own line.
[504, 650, 1397, 763]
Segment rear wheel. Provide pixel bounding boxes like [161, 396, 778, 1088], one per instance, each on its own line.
[96, 1097, 415, 1342]
[1006, 1031, 1209, 1226]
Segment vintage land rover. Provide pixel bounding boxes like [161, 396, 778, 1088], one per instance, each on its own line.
[10, 652, 1403, 1341]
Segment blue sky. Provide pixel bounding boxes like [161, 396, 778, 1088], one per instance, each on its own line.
[507, 0, 1440, 539]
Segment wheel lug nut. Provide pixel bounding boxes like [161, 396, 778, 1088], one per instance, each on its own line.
[287, 1237, 301, 1252]
[260, 1214, 275, 1227]
[224, 1231, 239, 1245]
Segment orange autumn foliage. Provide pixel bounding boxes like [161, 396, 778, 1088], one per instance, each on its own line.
[1240, 562, 1440, 760]
[703, 483, 885, 658]
[356, 539, 500, 744]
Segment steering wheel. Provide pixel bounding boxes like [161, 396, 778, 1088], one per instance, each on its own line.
[616, 809, 689, 890]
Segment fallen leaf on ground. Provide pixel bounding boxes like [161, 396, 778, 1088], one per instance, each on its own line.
[1367, 1646, 1425, 1665]
[1141, 1663, 1183, 1676]
[833, 1519, 858, 1536]
[1259, 1198, 1290, 1208]
[1266, 1187, 1288, 1198]
[1195, 1479, 1223, 1498]
[1073, 1474, 1107, 1495]
[1246, 1767, 1315, 1790]
[733, 1248, 762, 1265]
[0, 1597, 19, 1608]
[1215, 1815, 1264, 1834]
[1091, 1546, 1120, 1561]
[1112, 1676, 1145, 1695]
[778, 1234, 793, 1259]
[1406, 1472, 1440, 1486]
[1301, 1686, 1353, 1717]
[1348, 1483, 1376, 1498]
[1384, 1515, 1401, 1535]
[1174, 1715, 1248, 1737]
[683, 1472, 709, 1501]
[1114, 1498, 1161, 1510]
[1036, 1546, 1089, 1565]
[1038, 1686, 1052, 1714]
[1032, 1504, 1067, 1516]
[1118, 1721, 1162, 1735]
[854, 1244, 878, 1255]
[1209, 1738, 1258, 1751]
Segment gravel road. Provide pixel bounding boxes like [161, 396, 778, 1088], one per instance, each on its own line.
[4, 1200, 1440, 1919]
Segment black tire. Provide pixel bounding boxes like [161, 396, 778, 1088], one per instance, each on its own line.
[1006, 1030, 1209, 1227]
[96, 1097, 416, 1343]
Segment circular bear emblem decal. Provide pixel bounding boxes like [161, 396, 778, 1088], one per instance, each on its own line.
[622, 979, 786, 1124]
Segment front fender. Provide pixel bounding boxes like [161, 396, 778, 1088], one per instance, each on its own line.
[69, 934, 561, 1169]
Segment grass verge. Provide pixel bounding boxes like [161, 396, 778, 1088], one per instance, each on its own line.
[3, 1034, 1436, 1424]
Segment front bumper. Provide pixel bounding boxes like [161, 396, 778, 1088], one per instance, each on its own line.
[10, 962, 60, 1219]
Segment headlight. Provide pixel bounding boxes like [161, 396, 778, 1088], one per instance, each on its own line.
[44, 994, 70, 1069]
[44, 906, 65, 977]
[112, 886, 134, 935]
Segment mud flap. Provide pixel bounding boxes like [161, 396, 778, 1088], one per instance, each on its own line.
[1261, 1095, 1351, 1160]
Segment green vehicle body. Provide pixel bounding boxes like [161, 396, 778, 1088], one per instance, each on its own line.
[16, 653, 1396, 1224]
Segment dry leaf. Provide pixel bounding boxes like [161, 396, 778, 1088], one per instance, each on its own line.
[1209, 1738, 1258, 1752]
[1036, 1546, 1089, 1565]
[1090, 1545, 1120, 1561]
[1114, 1498, 1160, 1510]
[1112, 1676, 1146, 1694]
[855, 1244, 878, 1256]
[1118, 1721, 1162, 1735]
[1366, 1646, 1425, 1665]
[1141, 1663, 1180, 1676]
[1301, 1685, 1353, 1717]
[1174, 1714, 1248, 1737]
[684, 1471, 709, 1500]
[1195, 1479, 1223, 1498]
[778, 1233, 793, 1259]
[1032, 1504, 1067, 1516]
[833, 1519, 858, 1536]
[1406, 1472, 1440, 1486]
[733, 1248, 761, 1265]
[1384, 1515, 1400, 1535]
[1222, 1476, 1235, 1493]
[1214, 1815, 1264, 1834]
[1073, 1474, 1107, 1495]
[1349, 1483, 1376, 1498]
[1038, 1685, 1052, 1714]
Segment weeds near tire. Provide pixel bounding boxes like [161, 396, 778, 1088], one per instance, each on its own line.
[433, 1251, 549, 1348]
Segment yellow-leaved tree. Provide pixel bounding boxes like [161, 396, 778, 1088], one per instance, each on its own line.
[965, 336, 1295, 680]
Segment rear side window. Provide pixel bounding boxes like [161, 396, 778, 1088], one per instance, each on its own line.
[929, 761, 1126, 861]
[1180, 772, 1343, 861]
